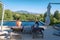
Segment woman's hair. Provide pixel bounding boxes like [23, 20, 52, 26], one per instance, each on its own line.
[17, 18, 20, 20]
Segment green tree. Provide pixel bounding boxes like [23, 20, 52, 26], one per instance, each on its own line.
[50, 14, 54, 25]
[4, 9, 13, 20]
[0, 3, 2, 20]
[44, 12, 47, 22]
[54, 10, 60, 20]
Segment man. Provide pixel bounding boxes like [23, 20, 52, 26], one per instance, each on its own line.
[32, 20, 39, 32]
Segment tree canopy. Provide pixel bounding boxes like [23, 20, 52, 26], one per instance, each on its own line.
[54, 10, 60, 20]
[0, 3, 2, 20]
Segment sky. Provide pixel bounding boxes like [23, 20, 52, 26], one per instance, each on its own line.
[1, 0, 60, 14]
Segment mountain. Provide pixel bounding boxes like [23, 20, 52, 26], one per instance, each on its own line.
[15, 10, 40, 14]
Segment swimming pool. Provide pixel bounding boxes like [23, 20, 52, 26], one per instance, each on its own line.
[0, 21, 44, 27]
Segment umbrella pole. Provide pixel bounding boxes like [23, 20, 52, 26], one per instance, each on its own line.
[0, 2, 4, 31]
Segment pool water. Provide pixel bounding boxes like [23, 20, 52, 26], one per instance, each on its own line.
[0, 21, 44, 27]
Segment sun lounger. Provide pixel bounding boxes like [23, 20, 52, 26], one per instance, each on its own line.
[31, 26, 44, 38]
[11, 27, 23, 32]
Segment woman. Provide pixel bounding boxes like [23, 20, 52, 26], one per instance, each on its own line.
[11, 18, 23, 32]
[16, 18, 22, 28]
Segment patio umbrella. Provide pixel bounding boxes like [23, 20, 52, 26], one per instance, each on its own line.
[45, 3, 51, 26]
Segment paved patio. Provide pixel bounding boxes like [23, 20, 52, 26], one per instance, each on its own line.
[0, 26, 60, 40]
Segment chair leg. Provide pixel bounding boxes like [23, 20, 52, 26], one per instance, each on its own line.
[40, 31, 44, 38]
